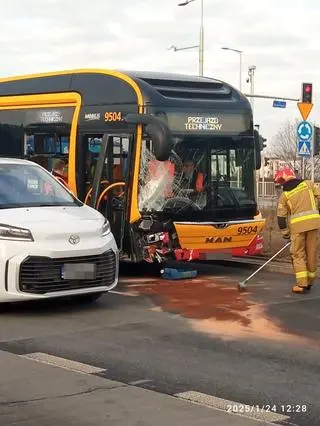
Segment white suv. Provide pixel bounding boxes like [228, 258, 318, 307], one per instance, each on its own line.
[0, 158, 119, 303]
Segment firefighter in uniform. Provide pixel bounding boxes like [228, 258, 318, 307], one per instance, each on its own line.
[274, 167, 320, 293]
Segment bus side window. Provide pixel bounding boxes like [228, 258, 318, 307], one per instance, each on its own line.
[0, 107, 74, 179]
[86, 136, 102, 182]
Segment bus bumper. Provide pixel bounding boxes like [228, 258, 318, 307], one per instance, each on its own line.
[172, 220, 265, 261]
[173, 234, 264, 262]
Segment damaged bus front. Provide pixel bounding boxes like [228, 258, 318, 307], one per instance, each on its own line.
[130, 74, 265, 262]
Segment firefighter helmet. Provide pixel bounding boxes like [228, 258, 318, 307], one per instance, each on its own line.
[274, 167, 296, 186]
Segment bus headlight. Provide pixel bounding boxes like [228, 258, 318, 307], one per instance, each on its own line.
[0, 224, 34, 242]
[102, 219, 111, 237]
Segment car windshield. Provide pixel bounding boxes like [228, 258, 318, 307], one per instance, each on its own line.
[0, 163, 81, 209]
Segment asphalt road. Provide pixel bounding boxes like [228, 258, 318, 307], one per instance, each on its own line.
[0, 262, 319, 426]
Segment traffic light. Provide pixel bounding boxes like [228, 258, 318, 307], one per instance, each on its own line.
[302, 83, 313, 103]
[254, 129, 267, 151]
[260, 136, 267, 150]
[313, 126, 320, 155]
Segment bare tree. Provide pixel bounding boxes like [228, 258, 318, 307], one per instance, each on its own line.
[271, 119, 299, 160]
[269, 119, 320, 180]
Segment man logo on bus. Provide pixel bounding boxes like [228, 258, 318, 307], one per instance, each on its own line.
[205, 236, 232, 243]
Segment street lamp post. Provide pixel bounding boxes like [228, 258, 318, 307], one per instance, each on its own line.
[249, 67, 258, 199]
[247, 65, 256, 113]
[178, 0, 204, 76]
[221, 47, 243, 91]
[167, 44, 199, 52]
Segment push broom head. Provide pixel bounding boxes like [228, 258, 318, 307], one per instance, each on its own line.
[237, 280, 248, 292]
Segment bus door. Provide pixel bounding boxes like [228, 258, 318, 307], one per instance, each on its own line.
[85, 133, 132, 251]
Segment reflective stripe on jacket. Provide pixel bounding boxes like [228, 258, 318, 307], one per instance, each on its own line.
[277, 179, 320, 234]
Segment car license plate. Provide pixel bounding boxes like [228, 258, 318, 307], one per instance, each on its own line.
[61, 263, 96, 280]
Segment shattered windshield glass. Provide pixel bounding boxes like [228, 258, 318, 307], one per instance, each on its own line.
[138, 137, 256, 214]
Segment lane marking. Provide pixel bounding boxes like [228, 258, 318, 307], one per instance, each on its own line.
[15, 354, 295, 424]
[129, 379, 152, 386]
[20, 352, 106, 375]
[175, 391, 290, 423]
[109, 290, 139, 297]
[126, 284, 157, 288]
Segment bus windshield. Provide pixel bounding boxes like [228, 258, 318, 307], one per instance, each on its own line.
[138, 137, 256, 219]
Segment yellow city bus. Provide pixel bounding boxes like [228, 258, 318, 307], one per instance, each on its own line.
[0, 69, 265, 262]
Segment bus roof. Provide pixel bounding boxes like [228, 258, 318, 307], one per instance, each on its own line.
[0, 68, 251, 112]
[126, 70, 251, 111]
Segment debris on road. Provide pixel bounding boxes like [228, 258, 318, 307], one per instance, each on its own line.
[160, 268, 198, 280]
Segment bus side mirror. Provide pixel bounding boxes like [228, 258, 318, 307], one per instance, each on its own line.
[124, 113, 173, 161]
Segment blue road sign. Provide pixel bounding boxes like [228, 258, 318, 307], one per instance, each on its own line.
[297, 121, 313, 141]
[298, 139, 311, 157]
[273, 100, 286, 108]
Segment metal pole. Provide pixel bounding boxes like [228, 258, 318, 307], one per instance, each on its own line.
[249, 66, 255, 114]
[262, 151, 265, 199]
[177, 0, 203, 74]
[311, 124, 315, 181]
[244, 93, 299, 101]
[168, 45, 199, 51]
[199, 0, 204, 76]
[249, 66, 258, 198]
[239, 52, 242, 92]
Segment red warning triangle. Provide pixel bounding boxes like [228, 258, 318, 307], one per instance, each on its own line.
[297, 102, 313, 121]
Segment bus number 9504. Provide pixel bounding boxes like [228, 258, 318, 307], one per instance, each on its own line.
[104, 112, 123, 122]
[237, 226, 258, 235]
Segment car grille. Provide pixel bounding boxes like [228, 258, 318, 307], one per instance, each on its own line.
[19, 250, 116, 294]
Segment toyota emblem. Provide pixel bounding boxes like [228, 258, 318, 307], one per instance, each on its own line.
[69, 234, 80, 245]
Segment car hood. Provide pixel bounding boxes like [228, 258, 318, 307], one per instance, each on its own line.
[0, 205, 104, 229]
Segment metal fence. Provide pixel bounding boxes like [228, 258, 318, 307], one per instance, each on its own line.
[230, 180, 320, 208]
[257, 181, 276, 198]
[230, 180, 278, 198]
[257, 180, 320, 208]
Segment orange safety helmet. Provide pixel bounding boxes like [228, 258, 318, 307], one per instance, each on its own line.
[274, 167, 296, 186]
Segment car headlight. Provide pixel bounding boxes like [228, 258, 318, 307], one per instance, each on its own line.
[0, 224, 34, 242]
[102, 219, 111, 237]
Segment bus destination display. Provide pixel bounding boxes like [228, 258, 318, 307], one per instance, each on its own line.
[165, 112, 250, 134]
[185, 116, 222, 131]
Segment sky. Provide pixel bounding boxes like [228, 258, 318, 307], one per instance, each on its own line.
[1, 0, 319, 148]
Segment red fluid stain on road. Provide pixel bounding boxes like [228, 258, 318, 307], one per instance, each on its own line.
[131, 276, 311, 344]
[133, 277, 252, 325]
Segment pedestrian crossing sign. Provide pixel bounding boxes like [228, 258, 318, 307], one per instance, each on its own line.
[298, 139, 311, 157]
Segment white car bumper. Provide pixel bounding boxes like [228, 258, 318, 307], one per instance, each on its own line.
[0, 233, 119, 302]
